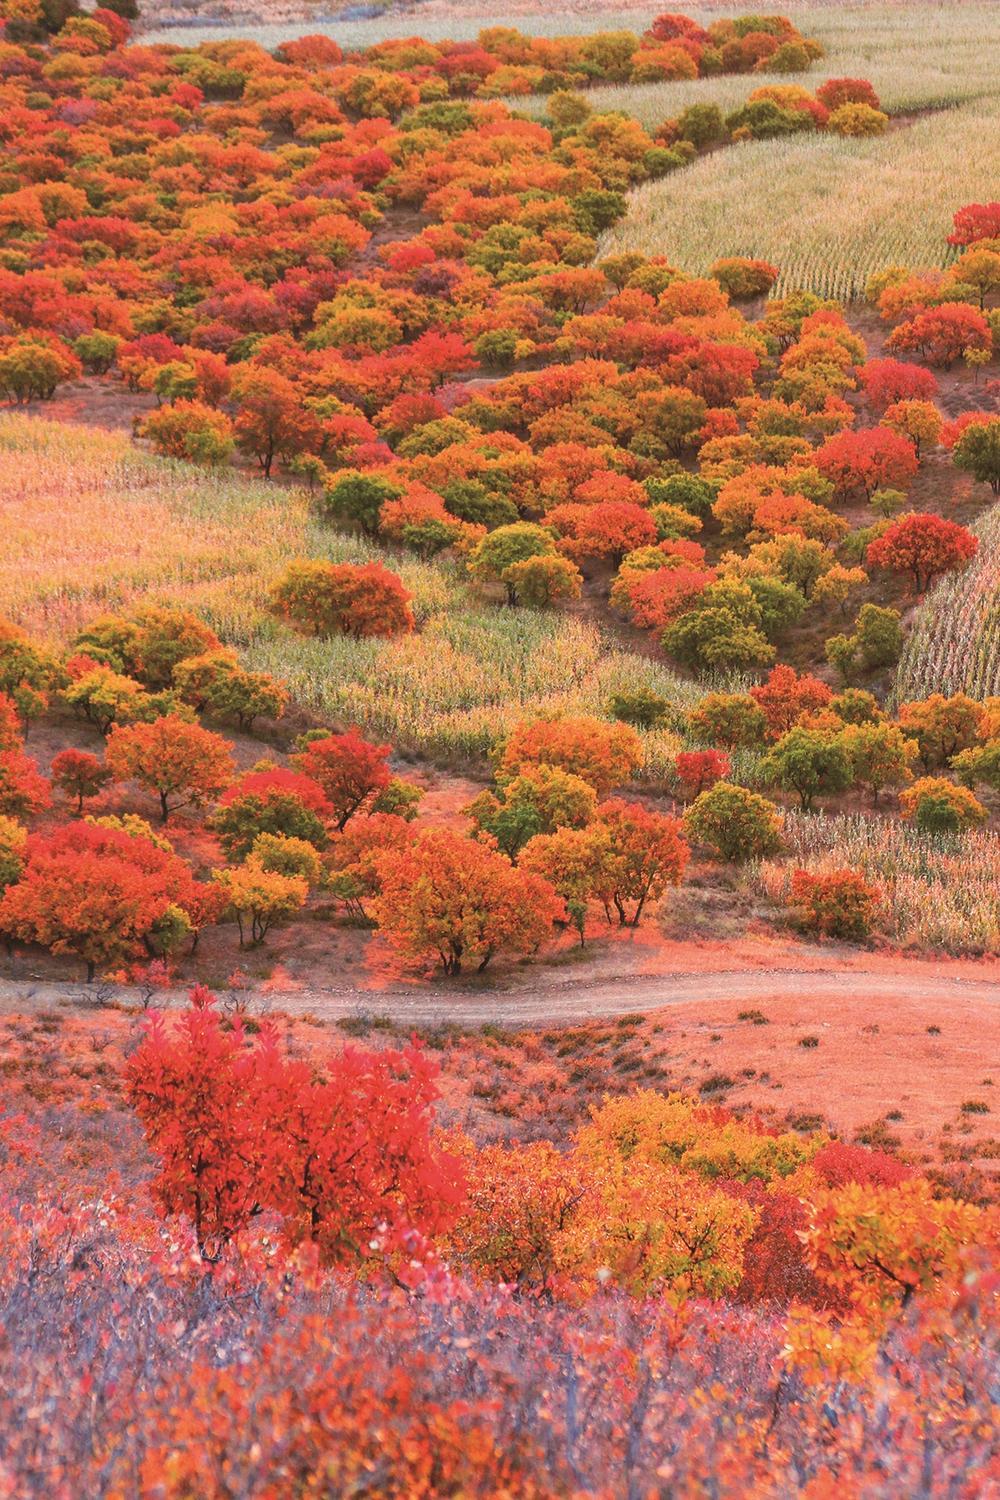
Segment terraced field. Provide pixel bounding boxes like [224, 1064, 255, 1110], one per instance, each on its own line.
[600, 101, 1000, 300]
[0, 414, 695, 768]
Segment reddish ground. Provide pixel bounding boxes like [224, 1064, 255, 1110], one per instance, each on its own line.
[2, 972, 996, 1200]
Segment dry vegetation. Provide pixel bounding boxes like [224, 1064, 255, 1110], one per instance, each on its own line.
[602, 102, 1000, 299]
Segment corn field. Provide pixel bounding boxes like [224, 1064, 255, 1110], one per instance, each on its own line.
[601, 101, 1000, 301]
[513, 4, 1000, 126]
[0, 414, 696, 772]
[754, 812, 1000, 955]
[893, 502, 1000, 704]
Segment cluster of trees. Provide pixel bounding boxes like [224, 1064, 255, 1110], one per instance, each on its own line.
[866, 203, 1000, 370]
[682, 667, 1000, 820]
[2, 983, 994, 1495]
[0, 604, 696, 977]
[0, 22, 992, 700]
[123, 986, 996, 1375]
[1, 597, 997, 976]
[1, 9, 824, 87]
[657, 75, 889, 153]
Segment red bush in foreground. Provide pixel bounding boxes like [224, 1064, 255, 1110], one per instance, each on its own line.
[125, 989, 464, 1262]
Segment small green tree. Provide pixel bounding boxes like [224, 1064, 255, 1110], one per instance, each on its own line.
[319, 470, 404, 535]
[503, 555, 582, 607]
[764, 726, 852, 811]
[468, 523, 557, 604]
[683, 782, 784, 862]
[839, 721, 916, 805]
[952, 417, 1000, 497]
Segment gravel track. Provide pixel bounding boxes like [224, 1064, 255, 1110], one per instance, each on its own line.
[2, 967, 998, 1029]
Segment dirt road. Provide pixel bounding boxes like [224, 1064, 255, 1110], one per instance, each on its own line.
[2, 966, 998, 1028]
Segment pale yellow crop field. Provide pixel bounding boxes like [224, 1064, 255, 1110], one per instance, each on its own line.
[600, 101, 1000, 300]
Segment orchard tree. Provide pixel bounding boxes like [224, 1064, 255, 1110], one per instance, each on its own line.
[251, 833, 322, 886]
[232, 366, 318, 479]
[549, 501, 658, 565]
[593, 798, 689, 926]
[750, 665, 832, 740]
[830, 688, 884, 725]
[173, 651, 287, 730]
[212, 856, 308, 946]
[839, 722, 916, 804]
[270, 560, 414, 638]
[898, 777, 988, 833]
[502, 555, 582, 607]
[607, 686, 671, 730]
[213, 768, 331, 859]
[0, 817, 26, 895]
[0, 845, 162, 981]
[811, 563, 868, 616]
[858, 358, 938, 413]
[886, 304, 991, 367]
[866, 514, 977, 593]
[106, 715, 234, 822]
[687, 692, 767, 748]
[372, 827, 563, 974]
[816, 78, 881, 111]
[140, 401, 235, 466]
[880, 400, 942, 458]
[468, 523, 557, 605]
[709, 257, 779, 300]
[802, 1177, 986, 1316]
[950, 416, 1000, 496]
[897, 694, 985, 770]
[320, 471, 405, 536]
[0, 750, 50, 819]
[952, 739, 1000, 793]
[518, 823, 613, 943]
[63, 666, 149, 735]
[74, 604, 221, 690]
[814, 428, 918, 500]
[662, 587, 775, 674]
[674, 749, 730, 797]
[0, 824, 212, 980]
[948, 200, 1000, 246]
[825, 604, 903, 681]
[466, 764, 596, 860]
[0, 695, 21, 753]
[684, 782, 784, 862]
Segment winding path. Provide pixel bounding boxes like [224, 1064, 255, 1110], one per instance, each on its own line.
[2, 966, 998, 1028]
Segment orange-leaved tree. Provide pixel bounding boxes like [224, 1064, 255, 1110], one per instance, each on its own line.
[372, 826, 563, 974]
[106, 714, 234, 822]
[499, 715, 643, 796]
[0, 822, 218, 979]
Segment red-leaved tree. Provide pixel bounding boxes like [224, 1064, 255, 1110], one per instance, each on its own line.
[866, 513, 978, 593]
[125, 987, 465, 1262]
[294, 729, 392, 831]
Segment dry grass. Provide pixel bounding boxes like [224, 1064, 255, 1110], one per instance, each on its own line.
[512, 4, 1000, 124]
[755, 813, 1000, 956]
[600, 101, 1000, 301]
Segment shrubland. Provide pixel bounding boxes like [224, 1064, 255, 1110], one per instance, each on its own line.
[0, 8, 998, 1488]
